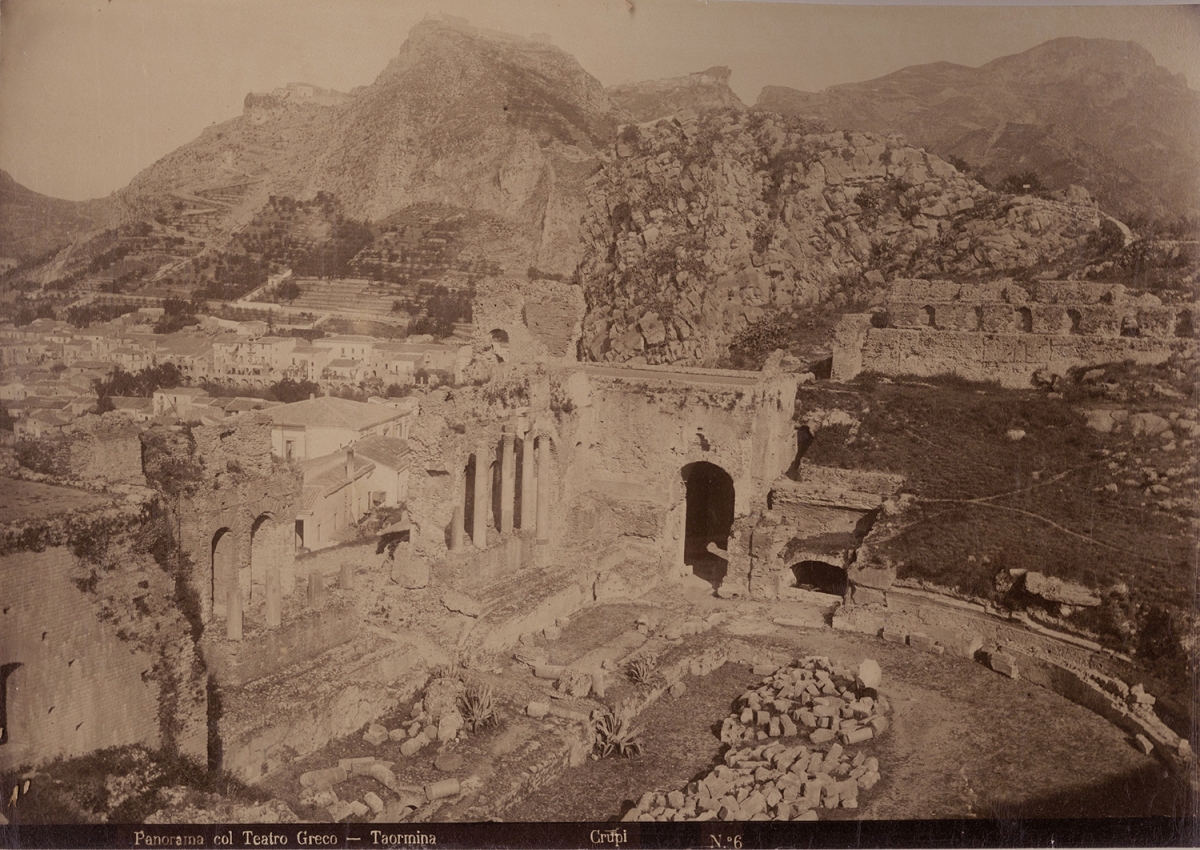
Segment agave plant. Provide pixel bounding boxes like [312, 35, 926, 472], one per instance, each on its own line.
[626, 655, 659, 687]
[593, 708, 644, 759]
[459, 682, 500, 733]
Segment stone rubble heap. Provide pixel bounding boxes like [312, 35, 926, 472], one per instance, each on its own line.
[622, 656, 889, 821]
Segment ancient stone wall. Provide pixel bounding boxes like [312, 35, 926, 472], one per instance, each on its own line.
[0, 546, 161, 769]
[165, 417, 302, 628]
[470, 277, 586, 367]
[833, 278, 1199, 387]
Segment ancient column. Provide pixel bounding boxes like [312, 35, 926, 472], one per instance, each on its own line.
[473, 444, 489, 549]
[500, 428, 515, 535]
[226, 587, 243, 641]
[339, 560, 355, 590]
[449, 469, 465, 552]
[265, 567, 281, 629]
[536, 434, 551, 545]
[520, 433, 535, 531]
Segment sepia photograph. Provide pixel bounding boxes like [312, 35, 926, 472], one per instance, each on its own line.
[0, 0, 1197, 845]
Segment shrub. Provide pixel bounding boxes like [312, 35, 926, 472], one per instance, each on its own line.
[459, 683, 501, 733]
[592, 708, 644, 759]
[626, 656, 659, 687]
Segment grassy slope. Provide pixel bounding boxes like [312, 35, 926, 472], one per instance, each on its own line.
[798, 371, 1197, 714]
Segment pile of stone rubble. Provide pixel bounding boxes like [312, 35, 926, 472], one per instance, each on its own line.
[622, 656, 889, 821]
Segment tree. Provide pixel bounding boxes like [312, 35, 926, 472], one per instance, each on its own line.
[269, 378, 321, 403]
[278, 280, 302, 303]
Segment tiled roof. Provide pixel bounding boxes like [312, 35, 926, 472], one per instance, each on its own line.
[352, 434, 411, 470]
[266, 396, 405, 431]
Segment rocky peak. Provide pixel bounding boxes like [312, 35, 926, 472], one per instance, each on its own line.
[608, 66, 747, 123]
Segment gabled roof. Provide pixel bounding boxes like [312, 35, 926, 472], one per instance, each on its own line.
[353, 434, 411, 470]
[265, 396, 405, 431]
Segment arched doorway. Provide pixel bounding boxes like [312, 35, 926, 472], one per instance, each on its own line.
[790, 560, 848, 596]
[249, 513, 275, 607]
[211, 527, 234, 620]
[682, 461, 735, 586]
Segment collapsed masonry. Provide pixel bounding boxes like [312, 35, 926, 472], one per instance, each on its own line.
[833, 279, 1198, 388]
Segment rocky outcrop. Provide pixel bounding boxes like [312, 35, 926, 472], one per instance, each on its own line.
[578, 109, 1107, 367]
[608, 66, 746, 123]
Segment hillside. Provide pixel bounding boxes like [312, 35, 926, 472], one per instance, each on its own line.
[607, 66, 746, 123]
[0, 170, 108, 264]
[576, 109, 1114, 367]
[756, 38, 1200, 222]
[112, 18, 621, 278]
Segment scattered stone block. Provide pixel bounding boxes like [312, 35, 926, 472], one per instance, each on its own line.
[1134, 734, 1154, 755]
[388, 728, 406, 742]
[369, 764, 397, 791]
[327, 800, 354, 821]
[399, 737, 426, 757]
[425, 778, 460, 801]
[300, 766, 347, 788]
[780, 715, 798, 737]
[907, 633, 935, 652]
[841, 726, 873, 745]
[441, 589, 481, 618]
[363, 724, 389, 746]
[363, 792, 384, 815]
[434, 753, 464, 772]
[857, 659, 882, 690]
[989, 652, 1020, 679]
[753, 662, 777, 676]
[348, 801, 369, 818]
[534, 664, 565, 680]
[526, 701, 550, 719]
[881, 628, 906, 644]
[868, 716, 889, 736]
[670, 680, 688, 698]
[543, 625, 562, 641]
[810, 728, 835, 744]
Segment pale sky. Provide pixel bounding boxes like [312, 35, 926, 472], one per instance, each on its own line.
[1, 0, 1198, 201]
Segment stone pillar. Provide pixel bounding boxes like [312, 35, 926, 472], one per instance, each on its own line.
[226, 587, 243, 641]
[536, 434, 551, 545]
[520, 434, 535, 531]
[339, 560, 355, 591]
[307, 568, 325, 610]
[450, 470, 465, 553]
[473, 444, 489, 550]
[500, 429, 515, 535]
[265, 567, 281, 629]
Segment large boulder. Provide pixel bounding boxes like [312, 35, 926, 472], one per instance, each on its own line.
[1022, 572, 1101, 607]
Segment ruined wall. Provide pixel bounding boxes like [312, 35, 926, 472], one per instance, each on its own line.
[0, 547, 160, 769]
[0, 494, 207, 771]
[470, 277, 586, 366]
[11, 417, 145, 487]
[166, 417, 302, 626]
[833, 278, 1199, 387]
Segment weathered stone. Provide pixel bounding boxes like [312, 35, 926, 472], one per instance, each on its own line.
[441, 589, 482, 618]
[425, 778, 460, 801]
[363, 724, 389, 746]
[881, 627, 906, 644]
[363, 792, 384, 814]
[434, 753, 464, 772]
[1023, 572, 1101, 607]
[670, 680, 688, 698]
[989, 652, 1019, 679]
[327, 800, 355, 821]
[1134, 734, 1154, 755]
[526, 701, 550, 719]
[400, 737, 427, 757]
[369, 764, 398, 790]
[810, 728, 835, 744]
[907, 633, 937, 652]
[1128, 413, 1171, 438]
[857, 659, 882, 690]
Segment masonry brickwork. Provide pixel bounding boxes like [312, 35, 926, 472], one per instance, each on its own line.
[833, 278, 1198, 388]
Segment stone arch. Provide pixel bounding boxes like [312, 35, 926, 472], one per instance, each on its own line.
[490, 328, 510, 344]
[1015, 307, 1033, 333]
[249, 512, 277, 607]
[681, 461, 735, 586]
[790, 560, 848, 596]
[211, 526, 235, 620]
[1065, 308, 1083, 335]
